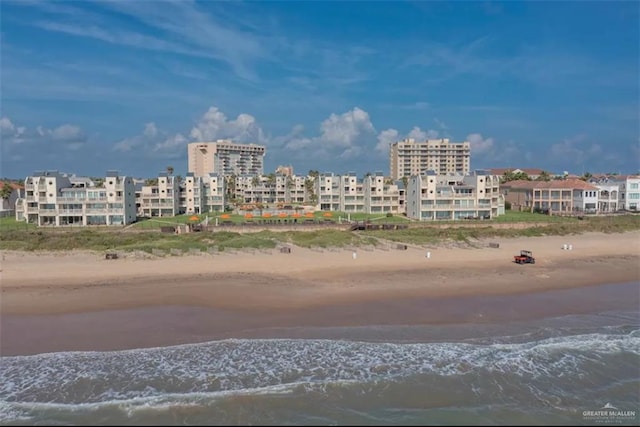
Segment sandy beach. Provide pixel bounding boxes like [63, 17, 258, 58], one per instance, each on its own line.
[1, 231, 639, 355]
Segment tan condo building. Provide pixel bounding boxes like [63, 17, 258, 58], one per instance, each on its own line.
[389, 138, 470, 180]
[188, 140, 266, 177]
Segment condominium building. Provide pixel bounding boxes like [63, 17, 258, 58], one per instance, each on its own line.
[232, 174, 300, 205]
[363, 172, 405, 215]
[138, 173, 180, 217]
[315, 172, 405, 214]
[406, 170, 503, 220]
[389, 138, 470, 180]
[19, 170, 136, 226]
[187, 140, 266, 177]
[181, 173, 225, 215]
[612, 175, 640, 211]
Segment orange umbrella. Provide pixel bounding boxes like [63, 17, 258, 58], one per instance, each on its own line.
[304, 212, 314, 218]
[278, 212, 288, 218]
[189, 215, 200, 221]
[244, 213, 253, 219]
[292, 213, 301, 218]
[263, 212, 272, 218]
[322, 212, 333, 217]
[221, 214, 230, 219]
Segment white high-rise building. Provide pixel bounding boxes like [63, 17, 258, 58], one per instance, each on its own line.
[188, 140, 266, 177]
[389, 138, 471, 180]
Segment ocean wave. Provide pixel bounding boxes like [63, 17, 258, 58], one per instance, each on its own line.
[1, 329, 638, 409]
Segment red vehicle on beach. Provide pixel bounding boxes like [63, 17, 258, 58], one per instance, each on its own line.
[514, 250, 535, 264]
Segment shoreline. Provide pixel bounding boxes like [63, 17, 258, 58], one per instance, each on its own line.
[2, 281, 639, 356]
[1, 232, 639, 355]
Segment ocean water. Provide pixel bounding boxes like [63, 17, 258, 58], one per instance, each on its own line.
[1, 297, 639, 425]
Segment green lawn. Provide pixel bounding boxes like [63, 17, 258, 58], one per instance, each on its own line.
[491, 210, 579, 223]
[0, 216, 36, 231]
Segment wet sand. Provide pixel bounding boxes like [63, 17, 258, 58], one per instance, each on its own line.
[1, 232, 639, 355]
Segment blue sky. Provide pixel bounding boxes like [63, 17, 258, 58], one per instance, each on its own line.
[1, 0, 638, 179]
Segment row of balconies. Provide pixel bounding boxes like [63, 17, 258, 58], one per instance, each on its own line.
[33, 208, 129, 214]
[140, 201, 177, 207]
[420, 202, 494, 208]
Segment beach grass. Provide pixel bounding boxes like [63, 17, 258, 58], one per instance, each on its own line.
[1, 213, 638, 253]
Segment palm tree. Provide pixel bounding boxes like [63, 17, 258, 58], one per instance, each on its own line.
[225, 175, 237, 207]
[581, 172, 593, 181]
[535, 171, 551, 181]
[401, 176, 409, 189]
[166, 166, 174, 176]
[0, 181, 13, 200]
[304, 177, 317, 206]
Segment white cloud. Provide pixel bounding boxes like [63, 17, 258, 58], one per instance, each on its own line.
[376, 128, 399, 154]
[1, 117, 86, 147]
[318, 107, 375, 148]
[1, 117, 16, 137]
[41, 1, 270, 81]
[373, 126, 440, 157]
[282, 107, 376, 159]
[113, 106, 267, 159]
[51, 124, 85, 142]
[153, 134, 188, 158]
[407, 126, 440, 141]
[550, 134, 602, 165]
[144, 122, 158, 138]
[434, 117, 448, 130]
[467, 133, 494, 154]
[189, 107, 266, 144]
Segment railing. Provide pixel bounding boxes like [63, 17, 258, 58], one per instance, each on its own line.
[420, 203, 494, 209]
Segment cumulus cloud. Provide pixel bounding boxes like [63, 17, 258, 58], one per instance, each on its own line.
[467, 133, 494, 154]
[113, 106, 268, 159]
[407, 126, 439, 141]
[153, 133, 188, 158]
[0, 116, 87, 147]
[114, 122, 188, 159]
[1, 117, 17, 137]
[143, 122, 158, 138]
[375, 128, 400, 154]
[51, 124, 86, 143]
[282, 107, 376, 159]
[189, 107, 266, 144]
[373, 126, 440, 157]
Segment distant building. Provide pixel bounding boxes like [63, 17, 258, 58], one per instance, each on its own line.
[405, 170, 504, 220]
[181, 173, 225, 215]
[275, 165, 294, 176]
[608, 175, 640, 211]
[187, 140, 265, 177]
[389, 138, 470, 180]
[138, 173, 180, 217]
[18, 170, 136, 226]
[501, 179, 598, 214]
